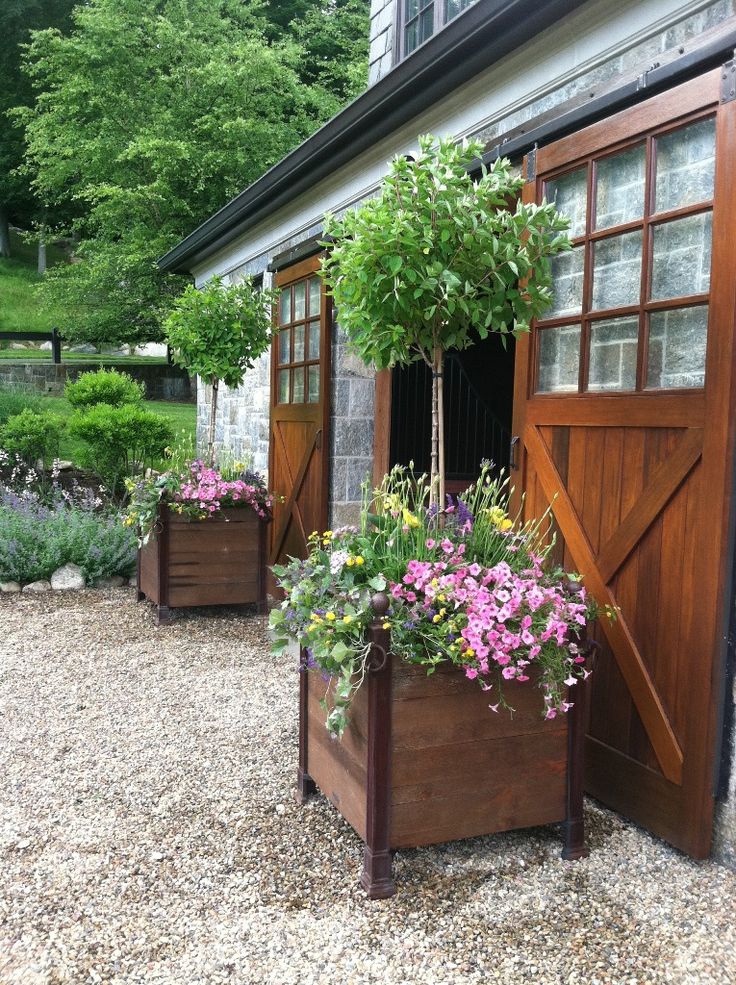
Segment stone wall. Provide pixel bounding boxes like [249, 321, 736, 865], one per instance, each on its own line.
[368, 0, 395, 85]
[330, 324, 375, 528]
[0, 361, 194, 403]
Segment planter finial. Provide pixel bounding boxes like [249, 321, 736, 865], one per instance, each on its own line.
[371, 592, 389, 618]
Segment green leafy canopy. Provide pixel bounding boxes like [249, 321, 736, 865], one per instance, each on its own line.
[164, 276, 276, 391]
[320, 134, 572, 370]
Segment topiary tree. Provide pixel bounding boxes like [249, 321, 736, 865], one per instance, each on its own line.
[163, 276, 276, 465]
[321, 134, 572, 509]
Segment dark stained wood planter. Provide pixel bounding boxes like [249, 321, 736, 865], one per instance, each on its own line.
[137, 504, 267, 623]
[297, 595, 592, 898]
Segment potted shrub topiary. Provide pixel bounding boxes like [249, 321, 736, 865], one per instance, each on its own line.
[271, 137, 597, 897]
[130, 276, 276, 623]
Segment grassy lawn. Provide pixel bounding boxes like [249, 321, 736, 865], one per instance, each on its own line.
[0, 230, 71, 334]
[0, 351, 167, 363]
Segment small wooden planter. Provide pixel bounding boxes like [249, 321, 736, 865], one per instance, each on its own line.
[296, 593, 592, 898]
[137, 504, 267, 623]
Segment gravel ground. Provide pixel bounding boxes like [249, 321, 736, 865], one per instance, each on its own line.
[1, 591, 735, 985]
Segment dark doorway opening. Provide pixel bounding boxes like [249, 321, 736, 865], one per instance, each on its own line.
[389, 334, 515, 492]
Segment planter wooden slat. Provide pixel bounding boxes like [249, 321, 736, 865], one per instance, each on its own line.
[296, 592, 593, 898]
[137, 504, 267, 623]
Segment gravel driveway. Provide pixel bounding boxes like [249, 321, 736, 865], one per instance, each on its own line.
[1, 590, 735, 985]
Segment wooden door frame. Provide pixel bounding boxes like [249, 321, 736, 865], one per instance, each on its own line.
[511, 67, 736, 856]
[269, 253, 332, 566]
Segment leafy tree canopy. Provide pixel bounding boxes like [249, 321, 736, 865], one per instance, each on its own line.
[17, 0, 369, 346]
[321, 135, 572, 505]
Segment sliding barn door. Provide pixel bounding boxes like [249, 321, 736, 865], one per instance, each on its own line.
[269, 256, 331, 570]
[512, 68, 736, 856]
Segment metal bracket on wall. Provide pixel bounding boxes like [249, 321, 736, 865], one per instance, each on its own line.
[721, 54, 736, 102]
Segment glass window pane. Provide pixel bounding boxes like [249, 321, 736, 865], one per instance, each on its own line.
[405, 0, 419, 16]
[405, 19, 418, 52]
[308, 277, 321, 316]
[308, 365, 320, 403]
[651, 212, 712, 301]
[594, 145, 645, 230]
[547, 245, 584, 319]
[293, 324, 305, 362]
[591, 231, 642, 311]
[655, 117, 715, 214]
[445, 0, 470, 19]
[278, 369, 290, 404]
[278, 328, 291, 365]
[307, 319, 320, 359]
[279, 288, 291, 325]
[292, 367, 305, 403]
[647, 306, 708, 390]
[293, 281, 306, 321]
[419, 5, 434, 43]
[537, 324, 581, 393]
[545, 168, 587, 239]
[588, 316, 639, 392]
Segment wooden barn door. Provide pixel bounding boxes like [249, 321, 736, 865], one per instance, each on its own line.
[269, 256, 331, 570]
[512, 68, 736, 857]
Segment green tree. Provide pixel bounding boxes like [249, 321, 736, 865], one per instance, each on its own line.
[291, 0, 370, 103]
[16, 0, 340, 346]
[321, 135, 571, 508]
[164, 276, 276, 464]
[0, 0, 76, 257]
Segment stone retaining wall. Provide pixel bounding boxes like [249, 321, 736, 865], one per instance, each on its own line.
[0, 361, 194, 403]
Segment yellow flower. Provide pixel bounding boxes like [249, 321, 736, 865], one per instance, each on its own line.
[402, 508, 420, 528]
[439, 608, 446, 617]
[343, 615, 353, 624]
[464, 647, 475, 658]
[323, 530, 333, 539]
[437, 593, 446, 602]
[382, 622, 391, 630]
[346, 557, 355, 567]
[326, 612, 336, 622]
[500, 518, 513, 532]
[355, 556, 364, 566]
[433, 614, 442, 623]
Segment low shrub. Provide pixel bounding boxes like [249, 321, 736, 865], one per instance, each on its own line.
[0, 408, 64, 468]
[0, 386, 41, 425]
[0, 487, 136, 584]
[68, 404, 173, 494]
[65, 368, 145, 409]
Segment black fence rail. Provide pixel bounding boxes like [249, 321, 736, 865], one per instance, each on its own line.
[0, 327, 62, 363]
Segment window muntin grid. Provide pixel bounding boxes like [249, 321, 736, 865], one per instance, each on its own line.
[277, 275, 322, 404]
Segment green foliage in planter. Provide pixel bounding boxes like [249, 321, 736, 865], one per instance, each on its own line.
[321, 135, 571, 506]
[164, 276, 276, 464]
[65, 368, 145, 409]
[69, 404, 173, 495]
[0, 408, 64, 467]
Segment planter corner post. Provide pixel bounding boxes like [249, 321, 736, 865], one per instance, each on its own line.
[562, 641, 597, 861]
[295, 647, 317, 805]
[359, 591, 396, 899]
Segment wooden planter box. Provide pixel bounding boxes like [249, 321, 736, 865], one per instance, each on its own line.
[296, 594, 592, 898]
[137, 504, 267, 623]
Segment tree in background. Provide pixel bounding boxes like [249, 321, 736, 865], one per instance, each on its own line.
[321, 136, 572, 509]
[16, 0, 370, 347]
[0, 0, 76, 258]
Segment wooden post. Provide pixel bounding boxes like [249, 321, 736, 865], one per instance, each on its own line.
[359, 592, 396, 899]
[562, 640, 597, 860]
[295, 648, 317, 804]
[156, 504, 172, 625]
[51, 328, 62, 365]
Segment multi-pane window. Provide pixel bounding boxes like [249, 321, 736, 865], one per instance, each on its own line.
[402, 0, 474, 56]
[276, 276, 321, 404]
[536, 115, 716, 394]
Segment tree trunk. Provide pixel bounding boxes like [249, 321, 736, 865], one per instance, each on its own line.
[429, 346, 446, 513]
[207, 377, 219, 466]
[0, 205, 10, 258]
[38, 225, 47, 275]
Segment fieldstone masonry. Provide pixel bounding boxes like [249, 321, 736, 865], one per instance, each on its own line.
[368, 0, 395, 85]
